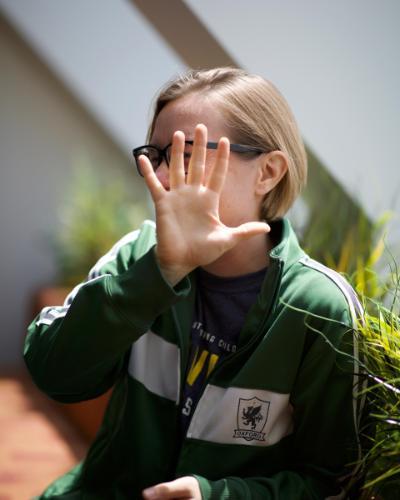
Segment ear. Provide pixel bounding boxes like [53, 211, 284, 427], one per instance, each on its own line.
[255, 151, 288, 196]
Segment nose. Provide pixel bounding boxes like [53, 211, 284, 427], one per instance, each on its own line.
[155, 162, 170, 190]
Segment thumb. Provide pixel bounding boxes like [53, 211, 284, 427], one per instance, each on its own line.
[230, 221, 271, 241]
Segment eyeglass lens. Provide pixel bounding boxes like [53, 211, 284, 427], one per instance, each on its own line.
[136, 147, 161, 169]
[135, 142, 195, 174]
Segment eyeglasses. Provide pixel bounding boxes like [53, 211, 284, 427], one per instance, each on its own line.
[132, 140, 266, 177]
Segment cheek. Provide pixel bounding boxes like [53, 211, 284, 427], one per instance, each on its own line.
[218, 168, 261, 225]
[155, 164, 170, 190]
[218, 176, 245, 225]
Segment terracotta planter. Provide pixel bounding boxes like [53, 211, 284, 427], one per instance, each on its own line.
[32, 286, 112, 442]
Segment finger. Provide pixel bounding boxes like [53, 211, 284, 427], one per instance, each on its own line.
[169, 130, 185, 189]
[142, 477, 199, 499]
[230, 221, 271, 241]
[206, 137, 229, 193]
[142, 482, 189, 499]
[139, 155, 165, 202]
[187, 124, 207, 186]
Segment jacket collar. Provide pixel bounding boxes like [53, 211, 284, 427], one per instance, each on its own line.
[269, 218, 306, 271]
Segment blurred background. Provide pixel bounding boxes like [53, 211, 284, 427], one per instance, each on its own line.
[0, 0, 399, 497]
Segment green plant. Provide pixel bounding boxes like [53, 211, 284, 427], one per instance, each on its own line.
[296, 195, 394, 302]
[54, 158, 149, 285]
[355, 276, 400, 499]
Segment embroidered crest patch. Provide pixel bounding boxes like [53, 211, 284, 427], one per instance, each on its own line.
[233, 397, 270, 442]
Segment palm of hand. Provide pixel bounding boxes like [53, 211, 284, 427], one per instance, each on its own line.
[155, 184, 231, 269]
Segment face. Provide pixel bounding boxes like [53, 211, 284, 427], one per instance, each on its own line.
[149, 93, 265, 227]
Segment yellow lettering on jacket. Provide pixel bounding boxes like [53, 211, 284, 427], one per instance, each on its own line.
[186, 348, 220, 386]
[207, 353, 219, 377]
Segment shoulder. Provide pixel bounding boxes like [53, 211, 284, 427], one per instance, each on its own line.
[281, 256, 362, 328]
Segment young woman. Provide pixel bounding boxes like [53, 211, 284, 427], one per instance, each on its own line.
[25, 68, 363, 499]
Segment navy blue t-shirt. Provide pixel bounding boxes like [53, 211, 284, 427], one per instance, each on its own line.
[180, 266, 267, 435]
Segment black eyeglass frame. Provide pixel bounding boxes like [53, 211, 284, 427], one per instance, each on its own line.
[132, 140, 267, 177]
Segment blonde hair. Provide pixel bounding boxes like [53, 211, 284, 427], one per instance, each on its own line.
[148, 67, 307, 221]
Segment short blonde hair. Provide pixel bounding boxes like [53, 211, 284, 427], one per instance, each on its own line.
[148, 67, 307, 221]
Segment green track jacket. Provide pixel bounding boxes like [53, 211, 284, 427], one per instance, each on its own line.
[25, 218, 363, 499]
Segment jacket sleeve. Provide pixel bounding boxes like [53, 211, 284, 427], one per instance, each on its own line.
[194, 311, 362, 499]
[24, 223, 191, 403]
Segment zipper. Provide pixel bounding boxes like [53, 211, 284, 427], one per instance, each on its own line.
[205, 258, 284, 384]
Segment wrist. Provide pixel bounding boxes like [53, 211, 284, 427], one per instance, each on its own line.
[155, 247, 192, 286]
[160, 266, 190, 287]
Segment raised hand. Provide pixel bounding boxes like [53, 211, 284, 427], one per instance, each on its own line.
[139, 124, 270, 285]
